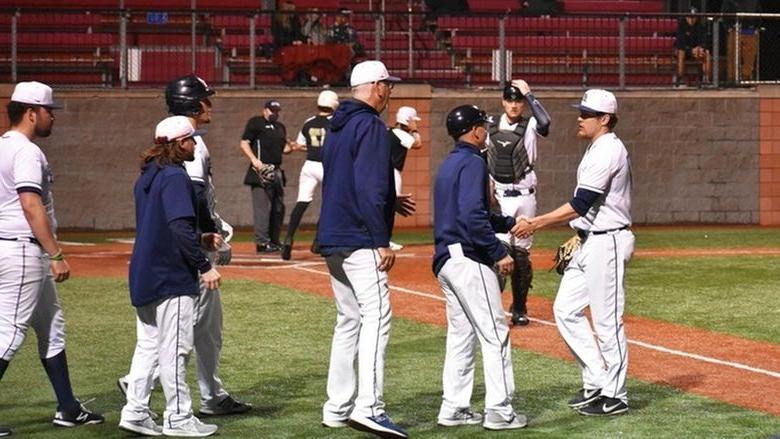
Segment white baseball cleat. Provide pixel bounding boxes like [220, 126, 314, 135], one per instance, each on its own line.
[119, 416, 163, 436]
[162, 416, 217, 437]
[482, 410, 528, 430]
[437, 408, 483, 427]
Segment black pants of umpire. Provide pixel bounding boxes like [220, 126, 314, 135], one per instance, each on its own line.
[250, 172, 285, 246]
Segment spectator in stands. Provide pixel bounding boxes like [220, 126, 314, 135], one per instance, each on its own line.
[327, 9, 365, 58]
[302, 9, 327, 45]
[721, 0, 760, 83]
[271, 1, 304, 50]
[518, 0, 562, 16]
[674, 7, 711, 86]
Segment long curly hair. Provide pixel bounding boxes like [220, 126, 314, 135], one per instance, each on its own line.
[139, 138, 190, 168]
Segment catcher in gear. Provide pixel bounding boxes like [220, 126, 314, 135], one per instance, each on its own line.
[487, 79, 551, 326]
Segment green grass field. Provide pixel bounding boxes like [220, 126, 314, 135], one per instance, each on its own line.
[2, 228, 779, 437]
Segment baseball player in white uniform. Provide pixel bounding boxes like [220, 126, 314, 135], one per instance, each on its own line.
[118, 75, 251, 419]
[0, 81, 104, 436]
[487, 79, 550, 326]
[514, 89, 634, 416]
[280, 90, 339, 261]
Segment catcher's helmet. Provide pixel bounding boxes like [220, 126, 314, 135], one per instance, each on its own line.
[166, 74, 215, 116]
[446, 105, 489, 140]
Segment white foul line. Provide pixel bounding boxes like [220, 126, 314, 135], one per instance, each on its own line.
[292, 265, 780, 380]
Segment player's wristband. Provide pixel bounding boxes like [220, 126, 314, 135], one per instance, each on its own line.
[50, 249, 64, 261]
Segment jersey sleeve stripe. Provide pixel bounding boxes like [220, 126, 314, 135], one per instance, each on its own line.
[16, 186, 42, 195]
[577, 183, 605, 194]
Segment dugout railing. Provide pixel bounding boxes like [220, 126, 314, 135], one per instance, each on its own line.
[0, 6, 777, 89]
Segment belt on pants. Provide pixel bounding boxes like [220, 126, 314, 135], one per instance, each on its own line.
[501, 187, 535, 197]
[576, 225, 629, 239]
[0, 236, 40, 245]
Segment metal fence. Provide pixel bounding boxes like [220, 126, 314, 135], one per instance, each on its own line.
[0, 6, 777, 89]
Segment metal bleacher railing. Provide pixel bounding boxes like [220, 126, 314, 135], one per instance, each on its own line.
[0, 5, 776, 89]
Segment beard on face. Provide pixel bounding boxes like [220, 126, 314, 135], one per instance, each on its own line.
[34, 124, 52, 138]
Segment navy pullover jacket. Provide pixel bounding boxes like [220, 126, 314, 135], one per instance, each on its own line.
[433, 142, 516, 275]
[319, 98, 396, 252]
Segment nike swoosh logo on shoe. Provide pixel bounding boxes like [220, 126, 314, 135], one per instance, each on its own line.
[603, 402, 623, 412]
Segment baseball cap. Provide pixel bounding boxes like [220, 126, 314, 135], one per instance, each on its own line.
[396, 106, 421, 125]
[317, 90, 339, 110]
[503, 84, 524, 102]
[572, 89, 617, 114]
[265, 100, 282, 111]
[350, 60, 401, 87]
[11, 81, 63, 109]
[155, 115, 206, 143]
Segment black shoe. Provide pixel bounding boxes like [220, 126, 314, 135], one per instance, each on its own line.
[52, 401, 105, 427]
[310, 240, 320, 255]
[281, 242, 292, 260]
[0, 425, 11, 437]
[257, 243, 280, 253]
[200, 395, 253, 416]
[568, 388, 602, 408]
[511, 312, 529, 326]
[577, 395, 628, 416]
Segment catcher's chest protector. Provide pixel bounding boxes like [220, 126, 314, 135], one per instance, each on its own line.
[487, 118, 530, 184]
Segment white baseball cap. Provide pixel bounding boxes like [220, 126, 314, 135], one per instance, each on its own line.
[154, 115, 206, 143]
[396, 106, 420, 125]
[11, 81, 63, 109]
[350, 60, 401, 87]
[573, 89, 617, 114]
[317, 90, 339, 110]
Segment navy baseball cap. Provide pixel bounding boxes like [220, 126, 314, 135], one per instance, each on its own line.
[503, 84, 524, 102]
[265, 100, 281, 111]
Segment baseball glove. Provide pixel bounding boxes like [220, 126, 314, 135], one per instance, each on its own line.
[551, 234, 581, 275]
[256, 163, 276, 186]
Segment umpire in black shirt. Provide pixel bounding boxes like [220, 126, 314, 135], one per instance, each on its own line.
[240, 100, 291, 253]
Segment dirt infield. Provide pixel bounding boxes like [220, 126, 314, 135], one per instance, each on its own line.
[64, 241, 780, 417]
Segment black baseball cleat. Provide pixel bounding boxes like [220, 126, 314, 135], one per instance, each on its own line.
[0, 424, 11, 437]
[257, 243, 281, 253]
[511, 312, 530, 326]
[310, 240, 320, 255]
[52, 401, 105, 427]
[577, 395, 628, 416]
[567, 388, 602, 409]
[281, 242, 293, 260]
[200, 395, 253, 416]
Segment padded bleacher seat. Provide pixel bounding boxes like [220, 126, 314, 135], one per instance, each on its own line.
[439, 16, 677, 36]
[0, 32, 115, 48]
[562, 0, 663, 13]
[453, 35, 673, 54]
[289, 0, 339, 10]
[467, 0, 517, 13]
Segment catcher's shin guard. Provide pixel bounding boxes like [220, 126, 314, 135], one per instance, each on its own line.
[511, 248, 533, 317]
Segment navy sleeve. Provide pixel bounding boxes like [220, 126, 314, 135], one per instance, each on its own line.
[490, 213, 516, 234]
[526, 93, 551, 137]
[353, 117, 393, 247]
[169, 218, 212, 273]
[457, 158, 508, 263]
[569, 187, 601, 217]
[160, 172, 196, 224]
[192, 181, 218, 233]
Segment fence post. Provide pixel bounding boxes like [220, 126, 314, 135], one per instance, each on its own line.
[712, 17, 719, 88]
[120, 8, 128, 88]
[375, 13, 382, 61]
[11, 11, 17, 84]
[407, 0, 413, 78]
[191, 0, 197, 73]
[250, 13, 257, 89]
[618, 15, 626, 89]
[735, 17, 741, 84]
[499, 15, 506, 88]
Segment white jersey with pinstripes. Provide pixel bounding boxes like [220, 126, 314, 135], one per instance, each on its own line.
[0, 130, 56, 237]
[569, 132, 632, 232]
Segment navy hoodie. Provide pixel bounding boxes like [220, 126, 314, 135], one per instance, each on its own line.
[319, 99, 396, 253]
[129, 162, 207, 307]
[433, 142, 515, 276]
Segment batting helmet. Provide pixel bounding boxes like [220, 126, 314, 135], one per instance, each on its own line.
[446, 105, 489, 140]
[166, 74, 215, 116]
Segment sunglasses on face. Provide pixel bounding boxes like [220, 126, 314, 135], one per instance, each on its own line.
[579, 111, 603, 119]
[375, 80, 394, 90]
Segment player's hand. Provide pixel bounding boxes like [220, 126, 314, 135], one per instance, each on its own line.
[512, 79, 531, 96]
[201, 268, 221, 290]
[395, 193, 416, 217]
[251, 158, 263, 171]
[50, 259, 70, 283]
[512, 216, 535, 239]
[496, 254, 514, 277]
[376, 247, 395, 272]
[201, 233, 224, 252]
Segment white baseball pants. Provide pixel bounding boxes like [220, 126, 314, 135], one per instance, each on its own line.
[553, 229, 634, 403]
[296, 160, 323, 203]
[494, 185, 536, 250]
[436, 245, 516, 419]
[121, 295, 196, 428]
[393, 168, 403, 195]
[322, 249, 391, 422]
[0, 240, 65, 361]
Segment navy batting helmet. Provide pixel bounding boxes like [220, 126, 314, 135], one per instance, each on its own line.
[446, 105, 489, 140]
[165, 74, 215, 116]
